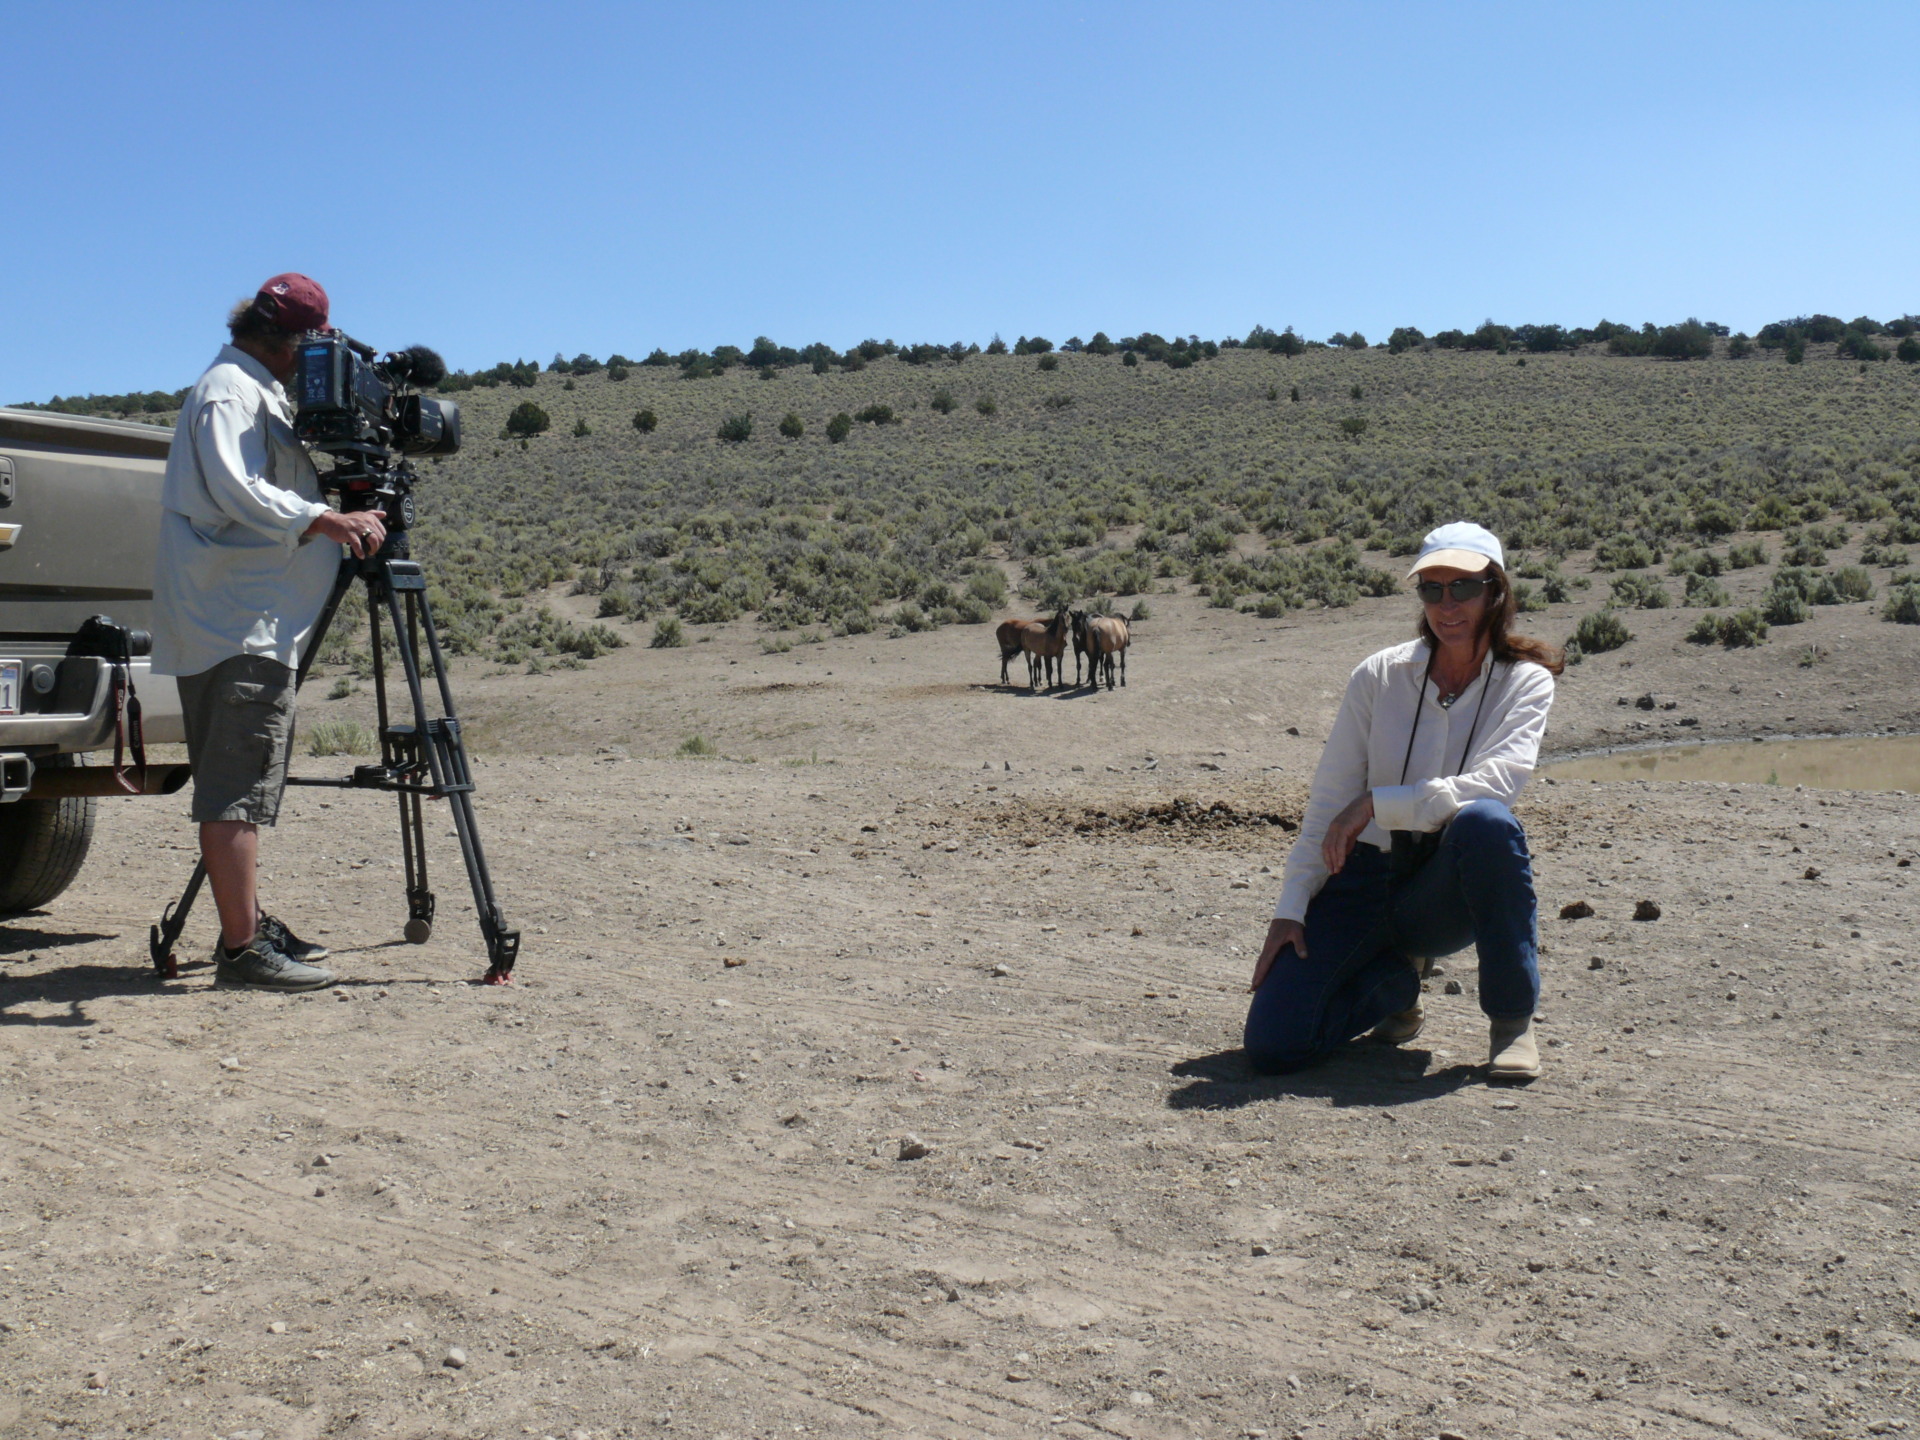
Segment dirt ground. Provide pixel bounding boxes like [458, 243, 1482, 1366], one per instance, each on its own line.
[5, 580, 1920, 1440]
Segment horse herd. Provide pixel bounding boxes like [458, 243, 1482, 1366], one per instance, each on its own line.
[994, 608, 1131, 692]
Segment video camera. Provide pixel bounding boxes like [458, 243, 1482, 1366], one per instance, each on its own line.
[293, 334, 461, 461]
[292, 334, 460, 536]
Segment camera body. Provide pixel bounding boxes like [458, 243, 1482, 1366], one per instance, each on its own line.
[293, 334, 460, 459]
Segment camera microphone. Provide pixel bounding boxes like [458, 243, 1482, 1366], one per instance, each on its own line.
[383, 346, 447, 388]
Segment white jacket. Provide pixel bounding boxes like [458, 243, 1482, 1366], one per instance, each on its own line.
[152, 345, 338, 676]
[1273, 639, 1555, 923]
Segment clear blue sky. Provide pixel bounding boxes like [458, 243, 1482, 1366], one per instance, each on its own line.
[6, 1, 1917, 401]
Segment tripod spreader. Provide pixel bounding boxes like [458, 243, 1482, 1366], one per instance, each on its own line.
[149, 549, 521, 984]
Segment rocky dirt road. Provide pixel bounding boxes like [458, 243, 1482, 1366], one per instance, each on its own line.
[4, 587, 1919, 1440]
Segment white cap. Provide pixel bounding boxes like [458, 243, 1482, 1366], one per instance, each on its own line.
[1406, 521, 1504, 578]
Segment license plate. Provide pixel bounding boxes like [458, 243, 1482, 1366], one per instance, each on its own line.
[0, 661, 19, 715]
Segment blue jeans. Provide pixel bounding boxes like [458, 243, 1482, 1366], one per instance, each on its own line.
[1243, 798, 1540, 1073]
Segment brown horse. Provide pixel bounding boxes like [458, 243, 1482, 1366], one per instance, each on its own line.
[996, 618, 1043, 685]
[1084, 614, 1130, 690]
[1069, 609, 1091, 687]
[1018, 607, 1073, 690]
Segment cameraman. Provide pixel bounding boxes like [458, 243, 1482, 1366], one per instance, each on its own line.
[151, 274, 387, 990]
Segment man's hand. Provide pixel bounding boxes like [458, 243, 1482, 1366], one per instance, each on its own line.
[307, 508, 387, 559]
[1249, 917, 1306, 992]
[1322, 792, 1375, 875]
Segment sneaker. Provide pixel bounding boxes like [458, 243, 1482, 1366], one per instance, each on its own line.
[1488, 1016, 1541, 1081]
[214, 936, 336, 991]
[1370, 1006, 1426, 1045]
[258, 913, 330, 964]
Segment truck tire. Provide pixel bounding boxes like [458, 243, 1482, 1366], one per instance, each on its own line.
[0, 758, 97, 913]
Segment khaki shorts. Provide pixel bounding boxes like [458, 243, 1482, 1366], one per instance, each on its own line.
[177, 655, 298, 824]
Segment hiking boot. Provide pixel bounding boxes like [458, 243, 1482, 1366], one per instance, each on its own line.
[1370, 1006, 1425, 1045]
[214, 936, 336, 991]
[1488, 1016, 1541, 1081]
[258, 912, 329, 964]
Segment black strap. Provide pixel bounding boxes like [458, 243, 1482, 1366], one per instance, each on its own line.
[109, 661, 147, 795]
[1398, 648, 1495, 787]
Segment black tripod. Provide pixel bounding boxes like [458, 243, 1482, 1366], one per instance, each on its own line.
[149, 458, 521, 984]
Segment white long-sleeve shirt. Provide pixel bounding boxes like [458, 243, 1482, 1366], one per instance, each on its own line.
[1273, 639, 1555, 923]
[152, 345, 340, 677]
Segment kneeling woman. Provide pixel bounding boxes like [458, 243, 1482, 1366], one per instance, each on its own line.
[1246, 522, 1563, 1080]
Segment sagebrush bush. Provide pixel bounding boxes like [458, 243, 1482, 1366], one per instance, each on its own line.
[1726, 538, 1769, 568]
[1763, 587, 1810, 625]
[1884, 585, 1920, 624]
[1572, 609, 1633, 653]
[632, 408, 658, 433]
[717, 413, 753, 443]
[1833, 564, 1874, 601]
[651, 616, 686, 648]
[1683, 572, 1731, 607]
[825, 411, 852, 443]
[1610, 572, 1669, 609]
[1718, 608, 1769, 646]
[1594, 533, 1655, 570]
[778, 411, 804, 439]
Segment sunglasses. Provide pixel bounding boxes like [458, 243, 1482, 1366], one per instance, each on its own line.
[1415, 576, 1495, 604]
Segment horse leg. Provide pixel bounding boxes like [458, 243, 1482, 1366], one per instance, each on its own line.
[1119, 648, 1126, 688]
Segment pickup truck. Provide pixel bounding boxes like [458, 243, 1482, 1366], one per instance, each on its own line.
[0, 407, 186, 910]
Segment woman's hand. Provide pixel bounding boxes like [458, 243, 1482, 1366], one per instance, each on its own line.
[1249, 917, 1306, 992]
[1321, 792, 1375, 874]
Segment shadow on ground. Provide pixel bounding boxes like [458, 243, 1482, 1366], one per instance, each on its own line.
[1167, 1045, 1482, 1110]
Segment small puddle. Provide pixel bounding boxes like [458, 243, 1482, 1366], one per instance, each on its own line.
[1544, 733, 1920, 792]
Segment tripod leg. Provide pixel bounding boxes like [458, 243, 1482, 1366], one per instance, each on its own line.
[398, 783, 434, 944]
[377, 565, 520, 981]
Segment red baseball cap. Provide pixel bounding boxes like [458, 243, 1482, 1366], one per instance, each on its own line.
[253, 273, 330, 333]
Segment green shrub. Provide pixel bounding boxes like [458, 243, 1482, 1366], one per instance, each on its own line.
[717, 413, 753, 443]
[1512, 581, 1548, 612]
[1781, 535, 1827, 566]
[891, 602, 930, 632]
[677, 734, 716, 757]
[1717, 608, 1769, 647]
[1036, 354, 1059, 372]
[1339, 415, 1368, 438]
[1043, 394, 1074, 410]
[930, 388, 956, 414]
[953, 594, 992, 624]
[1594, 533, 1655, 570]
[651, 616, 686, 648]
[826, 412, 852, 443]
[1610, 572, 1669, 608]
[1833, 565, 1874, 601]
[1763, 587, 1809, 625]
[1572, 609, 1632, 653]
[1129, 600, 1152, 621]
[1122, 351, 1138, 368]
[778, 412, 804, 440]
[975, 395, 997, 415]
[1692, 499, 1739, 535]
[1726, 538, 1769, 568]
[855, 404, 895, 425]
[1683, 572, 1731, 607]
[1861, 543, 1909, 567]
[1686, 614, 1721, 644]
[966, 567, 1007, 604]
[326, 676, 352, 700]
[1884, 584, 1920, 624]
[308, 720, 375, 757]
[572, 417, 591, 436]
[505, 401, 551, 438]
[632, 408, 658, 433]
